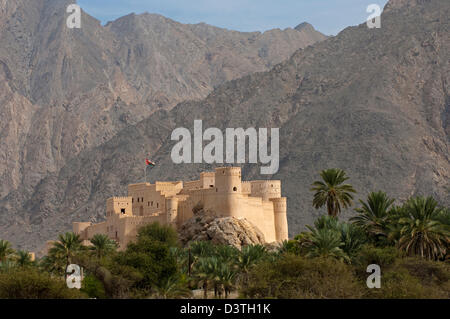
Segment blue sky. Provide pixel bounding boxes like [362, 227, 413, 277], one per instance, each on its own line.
[77, 0, 389, 36]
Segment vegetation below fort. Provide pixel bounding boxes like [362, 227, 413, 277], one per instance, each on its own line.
[0, 169, 449, 299]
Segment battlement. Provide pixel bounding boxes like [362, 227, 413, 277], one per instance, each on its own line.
[250, 180, 281, 200]
[215, 167, 241, 176]
[111, 196, 131, 201]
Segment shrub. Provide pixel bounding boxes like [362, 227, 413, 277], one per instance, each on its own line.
[241, 254, 363, 299]
[355, 245, 399, 268]
[0, 268, 86, 299]
[81, 274, 107, 299]
[363, 268, 431, 299]
[394, 257, 450, 298]
[136, 222, 179, 247]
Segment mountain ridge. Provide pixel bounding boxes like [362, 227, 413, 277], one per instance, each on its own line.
[0, 0, 327, 235]
[1, 0, 448, 254]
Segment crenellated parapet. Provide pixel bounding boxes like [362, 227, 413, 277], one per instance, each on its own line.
[250, 180, 281, 201]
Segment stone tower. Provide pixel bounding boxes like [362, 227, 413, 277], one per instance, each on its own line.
[213, 167, 243, 218]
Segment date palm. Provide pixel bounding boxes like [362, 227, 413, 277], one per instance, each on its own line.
[217, 264, 237, 298]
[0, 240, 14, 263]
[311, 168, 356, 217]
[49, 232, 83, 271]
[194, 257, 219, 299]
[305, 215, 366, 260]
[15, 250, 33, 267]
[153, 276, 192, 299]
[350, 191, 395, 243]
[397, 196, 449, 260]
[237, 245, 266, 274]
[300, 228, 350, 262]
[90, 234, 117, 258]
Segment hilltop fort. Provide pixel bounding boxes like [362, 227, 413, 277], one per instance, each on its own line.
[73, 167, 288, 249]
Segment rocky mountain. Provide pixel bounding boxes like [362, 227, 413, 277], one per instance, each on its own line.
[1, 0, 449, 253]
[0, 0, 327, 250]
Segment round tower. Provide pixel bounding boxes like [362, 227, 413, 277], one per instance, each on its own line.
[271, 197, 288, 242]
[213, 167, 242, 217]
[251, 180, 281, 201]
[165, 197, 179, 227]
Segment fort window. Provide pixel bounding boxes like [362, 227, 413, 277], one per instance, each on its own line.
[121, 208, 126, 214]
[151, 201, 153, 206]
[148, 202, 150, 206]
[157, 203, 159, 208]
[216, 188, 218, 192]
[210, 185, 214, 188]
[132, 198, 134, 203]
[233, 187, 237, 192]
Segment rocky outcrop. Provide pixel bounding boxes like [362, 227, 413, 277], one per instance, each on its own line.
[179, 210, 266, 249]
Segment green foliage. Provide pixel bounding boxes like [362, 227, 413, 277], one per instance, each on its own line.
[298, 216, 367, 262]
[14, 250, 34, 267]
[301, 228, 350, 262]
[0, 239, 14, 263]
[350, 191, 395, 244]
[396, 258, 450, 289]
[396, 196, 449, 260]
[278, 240, 302, 255]
[136, 222, 179, 247]
[81, 274, 106, 299]
[115, 223, 179, 291]
[74, 251, 142, 299]
[241, 254, 363, 298]
[0, 268, 86, 299]
[355, 245, 399, 269]
[310, 168, 356, 217]
[48, 232, 84, 270]
[153, 275, 192, 299]
[89, 234, 117, 258]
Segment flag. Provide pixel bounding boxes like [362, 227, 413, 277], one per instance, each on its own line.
[146, 158, 156, 167]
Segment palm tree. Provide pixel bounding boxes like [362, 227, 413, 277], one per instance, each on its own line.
[153, 276, 192, 299]
[338, 223, 367, 258]
[302, 215, 365, 260]
[396, 196, 449, 260]
[0, 240, 14, 263]
[15, 250, 33, 267]
[237, 244, 267, 287]
[49, 232, 83, 273]
[217, 264, 237, 298]
[300, 228, 349, 262]
[190, 241, 216, 259]
[310, 168, 356, 217]
[194, 257, 219, 299]
[350, 191, 395, 243]
[215, 245, 239, 265]
[90, 234, 117, 258]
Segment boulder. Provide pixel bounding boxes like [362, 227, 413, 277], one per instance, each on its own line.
[179, 209, 266, 249]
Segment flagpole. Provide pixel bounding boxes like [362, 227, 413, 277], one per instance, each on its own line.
[144, 165, 147, 183]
